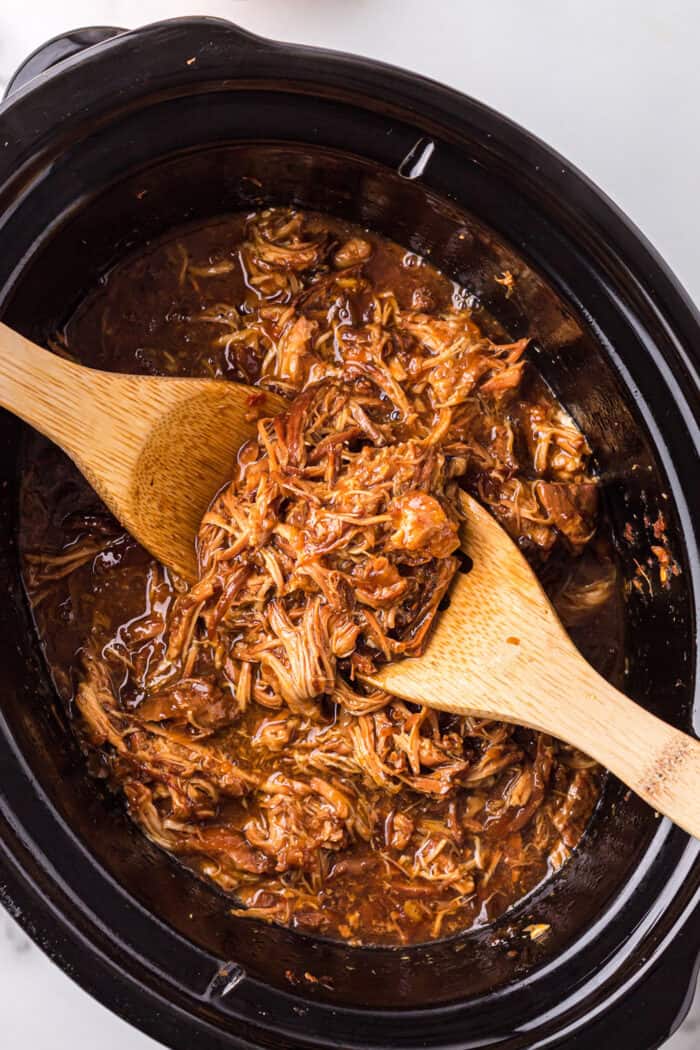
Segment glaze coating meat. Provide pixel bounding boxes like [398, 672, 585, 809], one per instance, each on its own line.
[20, 209, 621, 944]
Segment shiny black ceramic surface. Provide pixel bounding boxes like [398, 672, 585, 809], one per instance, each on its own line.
[0, 18, 698, 1050]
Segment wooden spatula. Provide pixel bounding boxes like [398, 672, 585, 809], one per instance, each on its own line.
[368, 490, 700, 838]
[0, 322, 284, 581]
[2, 323, 698, 837]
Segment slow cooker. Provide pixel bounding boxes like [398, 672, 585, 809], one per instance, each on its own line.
[0, 17, 698, 1050]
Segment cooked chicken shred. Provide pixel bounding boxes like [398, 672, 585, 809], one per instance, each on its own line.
[20, 209, 619, 944]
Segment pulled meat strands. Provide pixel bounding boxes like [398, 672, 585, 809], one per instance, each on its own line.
[137, 678, 238, 734]
[65, 208, 604, 945]
[388, 491, 460, 557]
[187, 378, 462, 710]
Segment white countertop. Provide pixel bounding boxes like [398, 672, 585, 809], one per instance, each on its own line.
[0, 2, 698, 1048]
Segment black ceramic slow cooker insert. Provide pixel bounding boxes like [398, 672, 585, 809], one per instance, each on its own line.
[0, 17, 698, 1050]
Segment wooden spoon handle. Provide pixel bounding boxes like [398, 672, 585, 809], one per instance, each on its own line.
[0, 322, 99, 455]
[544, 665, 700, 839]
[0, 322, 161, 516]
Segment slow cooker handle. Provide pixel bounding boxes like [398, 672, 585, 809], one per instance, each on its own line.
[4, 26, 126, 99]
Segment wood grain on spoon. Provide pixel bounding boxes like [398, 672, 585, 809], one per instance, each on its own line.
[0, 322, 284, 581]
[1, 322, 698, 837]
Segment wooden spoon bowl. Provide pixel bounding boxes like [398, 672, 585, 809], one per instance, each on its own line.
[0, 322, 284, 580]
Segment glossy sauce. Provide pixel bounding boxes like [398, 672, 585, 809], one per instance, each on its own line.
[20, 211, 623, 945]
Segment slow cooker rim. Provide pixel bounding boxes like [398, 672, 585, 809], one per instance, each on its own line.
[0, 16, 698, 1050]
[1, 17, 699, 323]
[1, 16, 698, 452]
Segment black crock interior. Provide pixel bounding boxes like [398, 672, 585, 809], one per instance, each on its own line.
[0, 18, 698, 1050]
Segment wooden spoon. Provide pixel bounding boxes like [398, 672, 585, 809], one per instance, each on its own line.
[369, 490, 700, 839]
[0, 323, 283, 581]
[2, 324, 699, 837]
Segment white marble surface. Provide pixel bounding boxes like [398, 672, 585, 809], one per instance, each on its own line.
[0, 2, 698, 1048]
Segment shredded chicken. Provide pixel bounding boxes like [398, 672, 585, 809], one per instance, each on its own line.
[21, 208, 614, 945]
